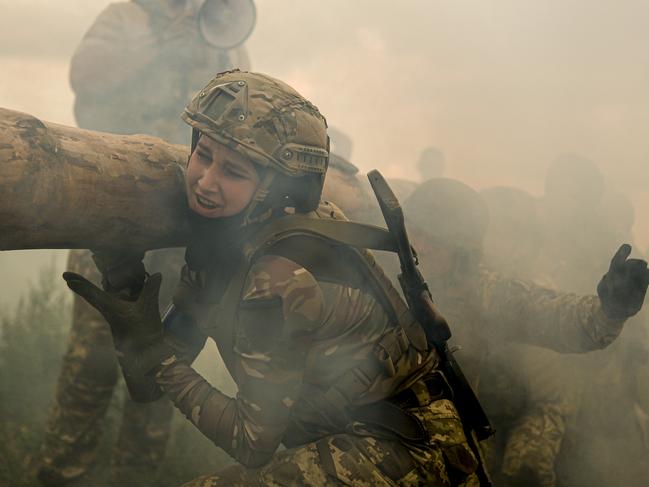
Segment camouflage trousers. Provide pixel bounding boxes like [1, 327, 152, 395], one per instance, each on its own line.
[38, 250, 174, 485]
[181, 399, 480, 487]
[475, 345, 578, 487]
[499, 402, 569, 487]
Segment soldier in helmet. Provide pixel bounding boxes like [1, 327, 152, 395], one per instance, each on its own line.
[60, 71, 649, 486]
[38, 1, 253, 485]
[60, 70, 483, 486]
[403, 178, 649, 486]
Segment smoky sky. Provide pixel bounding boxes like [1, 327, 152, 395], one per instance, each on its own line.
[1, 0, 648, 301]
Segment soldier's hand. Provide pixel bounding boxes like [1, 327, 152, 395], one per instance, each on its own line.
[63, 271, 163, 350]
[91, 250, 146, 300]
[597, 244, 649, 320]
[63, 271, 174, 401]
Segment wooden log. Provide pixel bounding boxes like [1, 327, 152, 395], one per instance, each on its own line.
[0, 108, 190, 250]
[0, 108, 382, 251]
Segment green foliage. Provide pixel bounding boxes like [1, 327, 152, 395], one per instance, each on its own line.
[0, 264, 233, 486]
[0, 263, 71, 487]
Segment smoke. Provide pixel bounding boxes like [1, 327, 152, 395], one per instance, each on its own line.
[1, 0, 647, 244]
[1, 1, 648, 484]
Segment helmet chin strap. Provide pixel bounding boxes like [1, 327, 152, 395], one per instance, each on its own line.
[241, 171, 276, 227]
[190, 128, 201, 156]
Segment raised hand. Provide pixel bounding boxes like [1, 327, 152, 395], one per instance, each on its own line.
[597, 244, 649, 320]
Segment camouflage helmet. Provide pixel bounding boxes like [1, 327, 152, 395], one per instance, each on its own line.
[183, 70, 329, 219]
[182, 70, 329, 178]
[403, 178, 489, 251]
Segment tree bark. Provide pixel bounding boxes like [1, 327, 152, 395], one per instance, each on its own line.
[0, 107, 191, 251]
[0, 108, 381, 251]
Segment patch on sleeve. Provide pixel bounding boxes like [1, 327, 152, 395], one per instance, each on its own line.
[235, 255, 324, 356]
[236, 296, 285, 355]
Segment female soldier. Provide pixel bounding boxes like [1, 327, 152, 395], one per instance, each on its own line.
[63, 71, 480, 486]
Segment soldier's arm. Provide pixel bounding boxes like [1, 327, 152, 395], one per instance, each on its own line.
[480, 270, 625, 353]
[69, 3, 162, 95]
[154, 255, 324, 467]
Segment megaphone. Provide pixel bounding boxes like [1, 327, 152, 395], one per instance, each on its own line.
[198, 0, 256, 49]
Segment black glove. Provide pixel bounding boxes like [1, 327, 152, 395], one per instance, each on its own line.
[91, 250, 146, 300]
[597, 244, 649, 320]
[63, 271, 176, 400]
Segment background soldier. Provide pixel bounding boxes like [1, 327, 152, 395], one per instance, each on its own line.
[37, 1, 252, 485]
[401, 177, 649, 486]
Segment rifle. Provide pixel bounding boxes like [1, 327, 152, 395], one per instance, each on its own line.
[368, 170, 494, 485]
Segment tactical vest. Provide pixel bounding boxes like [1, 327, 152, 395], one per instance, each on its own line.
[175, 201, 436, 422]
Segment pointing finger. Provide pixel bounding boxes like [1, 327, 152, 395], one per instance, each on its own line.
[62, 271, 113, 313]
[610, 244, 632, 271]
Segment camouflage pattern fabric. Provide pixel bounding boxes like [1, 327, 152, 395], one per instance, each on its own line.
[496, 344, 580, 487]
[421, 268, 624, 486]
[432, 267, 626, 409]
[149, 204, 479, 484]
[38, 248, 184, 484]
[155, 253, 436, 466]
[178, 399, 479, 487]
[499, 402, 571, 487]
[403, 177, 631, 485]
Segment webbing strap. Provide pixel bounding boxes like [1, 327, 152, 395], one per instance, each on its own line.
[243, 215, 397, 258]
[242, 211, 427, 352]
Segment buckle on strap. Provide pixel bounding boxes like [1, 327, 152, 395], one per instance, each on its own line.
[389, 370, 454, 410]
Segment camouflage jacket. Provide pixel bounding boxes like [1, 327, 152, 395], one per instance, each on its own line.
[70, 1, 250, 144]
[433, 269, 625, 392]
[154, 204, 436, 468]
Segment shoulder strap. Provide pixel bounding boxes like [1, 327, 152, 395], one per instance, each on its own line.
[242, 214, 397, 259]
[239, 209, 427, 352]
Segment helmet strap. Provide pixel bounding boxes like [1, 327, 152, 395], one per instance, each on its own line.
[242, 170, 276, 227]
[190, 128, 201, 155]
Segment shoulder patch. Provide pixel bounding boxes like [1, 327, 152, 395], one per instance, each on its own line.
[242, 254, 324, 326]
[235, 255, 324, 357]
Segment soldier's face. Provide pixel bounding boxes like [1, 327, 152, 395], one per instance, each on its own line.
[186, 135, 259, 218]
